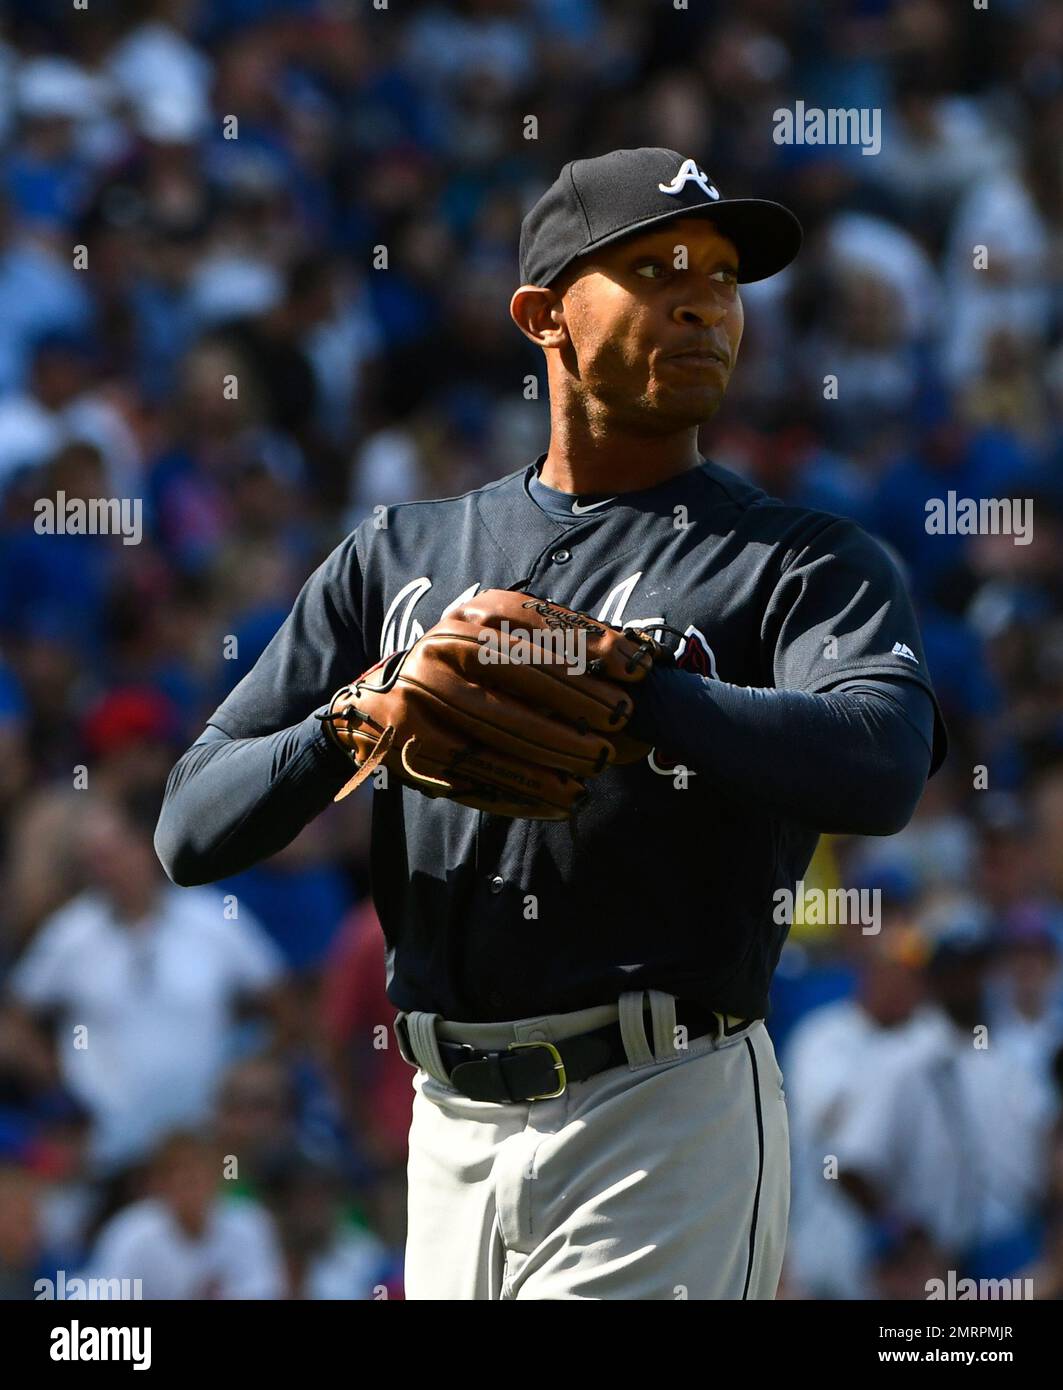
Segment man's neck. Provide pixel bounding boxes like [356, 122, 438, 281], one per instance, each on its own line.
[540, 422, 701, 495]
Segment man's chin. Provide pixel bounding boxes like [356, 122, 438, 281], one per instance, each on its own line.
[650, 388, 724, 429]
[595, 382, 724, 432]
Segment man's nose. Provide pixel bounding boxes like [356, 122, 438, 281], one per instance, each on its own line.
[673, 297, 727, 328]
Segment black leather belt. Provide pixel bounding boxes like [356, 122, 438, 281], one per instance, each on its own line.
[396, 1002, 751, 1103]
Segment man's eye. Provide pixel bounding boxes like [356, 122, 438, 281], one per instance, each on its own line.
[712, 268, 739, 285]
[635, 262, 666, 279]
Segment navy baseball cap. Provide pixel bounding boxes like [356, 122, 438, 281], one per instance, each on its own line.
[519, 148, 803, 289]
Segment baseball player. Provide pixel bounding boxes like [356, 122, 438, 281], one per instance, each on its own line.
[156, 148, 948, 1300]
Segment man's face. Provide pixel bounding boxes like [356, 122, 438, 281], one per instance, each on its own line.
[550, 216, 744, 430]
[76, 805, 158, 903]
[156, 1150, 217, 1230]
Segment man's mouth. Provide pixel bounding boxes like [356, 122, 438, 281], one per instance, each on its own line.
[664, 348, 729, 369]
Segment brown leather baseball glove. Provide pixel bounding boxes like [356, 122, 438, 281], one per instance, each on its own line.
[316, 588, 678, 820]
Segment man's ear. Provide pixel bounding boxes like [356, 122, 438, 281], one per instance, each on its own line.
[510, 285, 568, 348]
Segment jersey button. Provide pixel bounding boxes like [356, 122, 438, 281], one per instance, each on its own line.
[488, 875, 505, 893]
[550, 548, 571, 564]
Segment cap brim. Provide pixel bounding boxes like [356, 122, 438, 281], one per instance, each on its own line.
[546, 197, 803, 287]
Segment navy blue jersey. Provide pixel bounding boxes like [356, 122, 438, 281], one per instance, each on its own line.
[205, 455, 946, 1021]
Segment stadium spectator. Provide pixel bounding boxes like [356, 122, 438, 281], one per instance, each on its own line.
[2, 788, 288, 1174]
[785, 924, 936, 1298]
[835, 904, 1053, 1290]
[84, 1129, 285, 1299]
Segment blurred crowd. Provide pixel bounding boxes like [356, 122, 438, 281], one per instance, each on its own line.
[0, 0, 1061, 1300]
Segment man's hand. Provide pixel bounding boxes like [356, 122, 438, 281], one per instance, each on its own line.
[317, 588, 677, 820]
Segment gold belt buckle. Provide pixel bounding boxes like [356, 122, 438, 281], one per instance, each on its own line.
[508, 1039, 567, 1099]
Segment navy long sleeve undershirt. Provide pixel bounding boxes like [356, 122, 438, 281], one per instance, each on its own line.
[156, 671, 935, 888]
[625, 668, 935, 837]
[155, 708, 353, 887]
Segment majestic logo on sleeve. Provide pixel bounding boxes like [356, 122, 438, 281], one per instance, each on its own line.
[658, 159, 719, 200]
